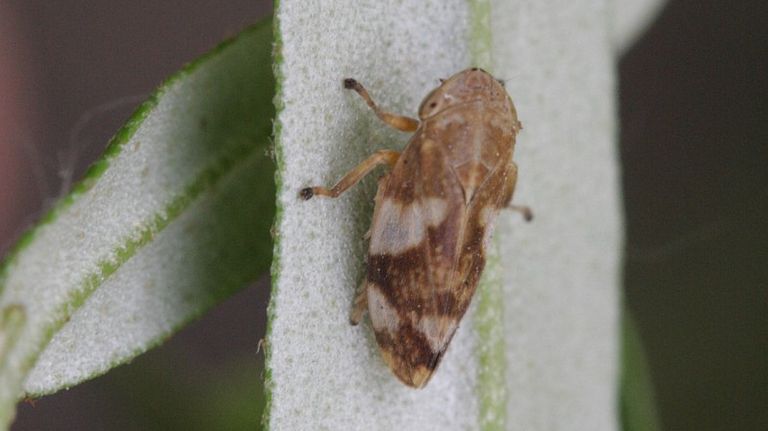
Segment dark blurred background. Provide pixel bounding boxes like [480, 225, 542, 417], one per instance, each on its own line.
[1, 1, 765, 430]
[620, 1, 768, 430]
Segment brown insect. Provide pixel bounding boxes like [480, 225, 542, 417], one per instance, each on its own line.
[300, 68, 531, 388]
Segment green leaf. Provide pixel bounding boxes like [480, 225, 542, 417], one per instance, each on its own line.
[621, 311, 662, 431]
[0, 19, 275, 428]
[264, 0, 660, 429]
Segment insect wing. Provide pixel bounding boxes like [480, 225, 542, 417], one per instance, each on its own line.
[365, 138, 468, 387]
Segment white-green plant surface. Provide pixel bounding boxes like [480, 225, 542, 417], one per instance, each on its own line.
[0, 0, 664, 428]
[267, 0, 662, 430]
[0, 22, 275, 428]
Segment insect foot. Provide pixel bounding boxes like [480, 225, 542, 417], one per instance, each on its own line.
[343, 78, 358, 89]
[299, 187, 314, 200]
[510, 204, 534, 222]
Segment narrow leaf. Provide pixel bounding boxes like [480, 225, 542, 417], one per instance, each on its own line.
[0, 20, 275, 427]
[267, 0, 625, 430]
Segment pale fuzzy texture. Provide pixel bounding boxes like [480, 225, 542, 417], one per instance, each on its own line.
[491, 1, 622, 429]
[0, 24, 272, 425]
[269, 1, 479, 429]
[269, 0, 664, 429]
[24, 150, 268, 394]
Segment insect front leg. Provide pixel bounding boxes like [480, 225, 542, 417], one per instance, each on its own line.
[300, 149, 400, 200]
[343, 78, 420, 132]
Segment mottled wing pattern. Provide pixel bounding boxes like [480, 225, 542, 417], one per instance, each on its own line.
[366, 135, 462, 388]
[366, 108, 514, 387]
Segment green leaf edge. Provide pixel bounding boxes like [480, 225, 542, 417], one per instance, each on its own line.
[0, 18, 274, 399]
[262, 2, 283, 428]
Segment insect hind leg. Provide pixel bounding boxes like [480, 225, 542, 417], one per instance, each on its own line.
[501, 161, 533, 221]
[349, 281, 368, 325]
[508, 204, 533, 222]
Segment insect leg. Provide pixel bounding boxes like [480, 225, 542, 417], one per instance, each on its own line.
[300, 149, 400, 200]
[508, 204, 534, 222]
[502, 162, 533, 221]
[349, 281, 368, 325]
[343, 78, 420, 132]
